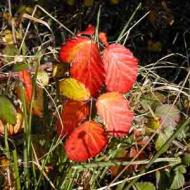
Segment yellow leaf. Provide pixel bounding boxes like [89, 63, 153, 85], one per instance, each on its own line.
[111, 0, 120, 4]
[83, 0, 94, 6]
[37, 71, 49, 87]
[59, 78, 90, 101]
[2, 30, 22, 45]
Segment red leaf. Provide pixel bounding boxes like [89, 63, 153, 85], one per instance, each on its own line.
[56, 100, 89, 137]
[70, 41, 105, 96]
[103, 44, 138, 93]
[77, 24, 95, 36]
[59, 37, 88, 63]
[18, 70, 33, 104]
[59, 37, 105, 96]
[65, 121, 107, 162]
[98, 32, 109, 47]
[96, 92, 134, 137]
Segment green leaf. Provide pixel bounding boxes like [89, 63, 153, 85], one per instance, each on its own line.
[0, 96, 17, 124]
[2, 44, 19, 63]
[13, 63, 29, 72]
[156, 170, 170, 190]
[140, 92, 165, 111]
[182, 153, 190, 166]
[155, 128, 174, 152]
[134, 182, 156, 190]
[170, 172, 185, 190]
[174, 165, 186, 174]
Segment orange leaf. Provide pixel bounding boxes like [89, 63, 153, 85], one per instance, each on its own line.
[64, 121, 107, 161]
[96, 92, 134, 137]
[59, 37, 89, 63]
[56, 100, 89, 137]
[18, 70, 33, 104]
[98, 32, 109, 47]
[103, 44, 138, 93]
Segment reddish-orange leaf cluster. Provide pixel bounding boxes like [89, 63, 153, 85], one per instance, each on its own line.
[58, 25, 139, 162]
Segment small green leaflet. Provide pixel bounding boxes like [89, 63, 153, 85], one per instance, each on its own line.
[0, 96, 17, 124]
[134, 182, 156, 190]
[155, 128, 174, 152]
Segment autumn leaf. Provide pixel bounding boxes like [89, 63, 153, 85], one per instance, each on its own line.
[103, 44, 138, 93]
[32, 87, 44, 117]
[98, 32, 109, 47]
[59, 78, 90, 101]
[59, 37, 90, 63]
[96, 92, 134, 137]
[56, 100, 89, 137]
[0, 111, 23, 136]
[64, 121, 107, 161]
[18, 70, 33, 104]
[77, 24, 95, 36]
[59, 37, 105, 96]
[155, 104, 180, 129]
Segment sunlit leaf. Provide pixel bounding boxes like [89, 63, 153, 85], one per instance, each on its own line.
[64, 121, 107, 161]
[0, 96, 17, 125]
[59, 37, 90, 63]
[134, 182, 156, 190]
[37, 71, 49, 87]
[0, 111, 23, 136]
[155, 104, 180, 128]
[96, 92, 134, 137]
[170, 172, 185, 190]
[56, 100, 89, 137]
[103, 44, 138, 93]
[0, 155, 9, 170]
[59, 78, 90, 101]
[18, 70, 33, 104]
[59, 37, 105, 96]
[1, 30, 22, 45]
